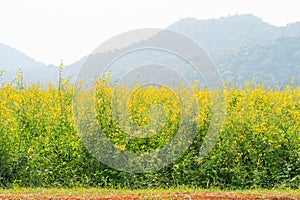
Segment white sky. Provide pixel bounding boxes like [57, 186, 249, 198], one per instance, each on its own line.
[1, 0, 300, 65]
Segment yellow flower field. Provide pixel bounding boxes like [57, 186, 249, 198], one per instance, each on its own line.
[0, 73, 299, 188]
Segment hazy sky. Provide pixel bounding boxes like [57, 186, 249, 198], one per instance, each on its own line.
[1, 0, 300, 65]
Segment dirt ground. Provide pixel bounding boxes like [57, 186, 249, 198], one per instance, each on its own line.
[0, 192, 299, 200]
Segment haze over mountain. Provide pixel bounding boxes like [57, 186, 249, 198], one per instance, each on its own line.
[169, 14, 300, 55]
[1, 14, 300, 86]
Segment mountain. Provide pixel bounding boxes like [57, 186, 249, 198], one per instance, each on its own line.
[168, 14, 300, 56]
[63, 14, 300, 86]
[218, 36, 300, 86]
[168, 14, 300, 86]
[1, 14, 300, 86]
[0, 43, 57, 82]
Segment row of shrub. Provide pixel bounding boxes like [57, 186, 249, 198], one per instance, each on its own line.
[0, 75, 299, 189]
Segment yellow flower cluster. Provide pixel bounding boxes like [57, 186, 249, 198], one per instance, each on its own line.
[1, 73, 299, 169]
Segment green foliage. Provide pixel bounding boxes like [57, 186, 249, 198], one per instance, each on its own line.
[0, 77, 299, 189]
